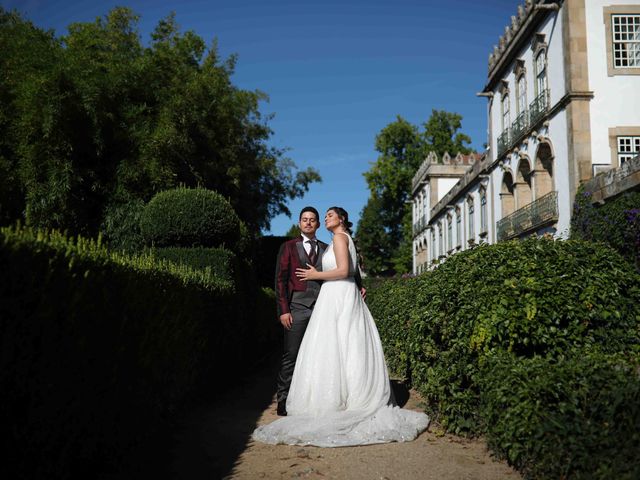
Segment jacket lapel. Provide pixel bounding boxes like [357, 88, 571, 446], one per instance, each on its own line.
[295, 241, 308, 267]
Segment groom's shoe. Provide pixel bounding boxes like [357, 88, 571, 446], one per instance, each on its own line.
[277, 400, 287, 416]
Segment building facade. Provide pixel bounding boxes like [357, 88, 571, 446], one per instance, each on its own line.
[412, 0, 640, 274]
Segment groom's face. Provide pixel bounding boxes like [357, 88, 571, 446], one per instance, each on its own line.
[299, 212, 320, 237]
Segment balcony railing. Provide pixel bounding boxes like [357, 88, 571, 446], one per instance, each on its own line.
[497, 128, 510, 157]
[529, 89, 549, 127]
[512, 110, 529, 139]
[412, 215, 428, 237]
[496, 89, 549, 159]
[497, 190, 558, 241]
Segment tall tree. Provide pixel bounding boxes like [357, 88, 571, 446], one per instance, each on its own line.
[356, 110, 473, 275]
[0, 7, 320, 237]
[422, 109, 472, 155]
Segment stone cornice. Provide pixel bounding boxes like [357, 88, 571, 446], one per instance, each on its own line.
[429, 156, 491, 220]
[484, 0, 562, 92]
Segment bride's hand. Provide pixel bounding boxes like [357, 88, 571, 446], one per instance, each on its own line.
[296, 264, 318, 281]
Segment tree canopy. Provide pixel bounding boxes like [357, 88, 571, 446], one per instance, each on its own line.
[0, 7, 320, 237]
[356, 110, 472, 276]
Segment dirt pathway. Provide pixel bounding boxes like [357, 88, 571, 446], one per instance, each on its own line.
[115, 353, 520, 479]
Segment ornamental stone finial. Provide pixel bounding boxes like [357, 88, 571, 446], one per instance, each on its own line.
[518, 5, 525, 20]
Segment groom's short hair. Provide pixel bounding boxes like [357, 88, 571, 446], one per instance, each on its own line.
[299, 206, 319, 222]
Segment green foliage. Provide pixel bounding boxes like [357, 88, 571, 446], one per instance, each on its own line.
[571, 187, 640, 269]
[285, 223, 301, 238]
[367, 238, 640, 434]
[151, 246, 235, 283]
[357, 110, 473, 276]
[139, 187, 241, 249]
[422, 109, 472, 156]
[101, 197, 146, 252]
[0, 6, 320, 236]
[0, 225, 278, 477]
[480, 352, 640, 479]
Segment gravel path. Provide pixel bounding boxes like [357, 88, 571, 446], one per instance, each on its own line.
[112, 353, 520, 479]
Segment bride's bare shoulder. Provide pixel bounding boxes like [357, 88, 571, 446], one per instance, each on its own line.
[332, 232, 350, 244]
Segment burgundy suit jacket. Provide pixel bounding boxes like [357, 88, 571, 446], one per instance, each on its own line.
[275, 236, 327, 317]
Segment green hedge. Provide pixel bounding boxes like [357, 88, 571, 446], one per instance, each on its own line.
[480, 351, 640, 480]
[150, 246, 236, 283]
[367, 238, 640, 433]
[571, 188, 640, 269]
[0, 225, 278, 478]
[367, 237, 640, 477]
[139, 187, 242, 249]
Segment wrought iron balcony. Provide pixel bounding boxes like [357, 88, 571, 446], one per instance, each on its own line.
[497, 128, 510, 157]
[412, 215, 428, 237]
[529, 89, 549, 127]
[512, 110, 529, 140]
[497, 191, 558, 241]
[496, 89, 549, 159]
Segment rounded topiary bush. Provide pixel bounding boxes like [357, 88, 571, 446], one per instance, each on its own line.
[140, 187, 241, 248]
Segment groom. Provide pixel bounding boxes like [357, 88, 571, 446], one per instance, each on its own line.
[274, 206, 326, 416]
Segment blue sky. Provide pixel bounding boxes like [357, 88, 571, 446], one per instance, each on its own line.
[3, 0, 517, 238]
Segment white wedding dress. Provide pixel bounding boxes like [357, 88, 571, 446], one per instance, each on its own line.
[252, 232, 429, 447]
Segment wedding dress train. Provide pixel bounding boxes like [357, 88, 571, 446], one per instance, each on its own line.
[252, 233, 429, 447]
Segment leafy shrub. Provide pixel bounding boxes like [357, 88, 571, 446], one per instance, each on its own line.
[101, 198, 146, 252]
[571, 187, 640, 269]
[367, 238, 640, 434]
[479, 351, 640, 479]
[0, 225, 277, 478]
[151, 246, 236, 283]
[139, 187, 241, 249]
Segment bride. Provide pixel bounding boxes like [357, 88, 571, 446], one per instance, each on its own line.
[252, 207, 429, 447]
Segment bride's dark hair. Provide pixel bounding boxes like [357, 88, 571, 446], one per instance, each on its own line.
[328, 206, 353, 235]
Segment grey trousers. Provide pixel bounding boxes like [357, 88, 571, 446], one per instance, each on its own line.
[276, 302, 313, 404]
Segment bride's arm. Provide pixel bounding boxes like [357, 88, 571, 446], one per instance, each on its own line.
[296, 234, 349, 281]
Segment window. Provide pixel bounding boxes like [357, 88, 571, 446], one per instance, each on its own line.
[480, 189, 488, 233]
[612, 15, 640, 68]
[604, 6, 640, 76]
[431, 230, 436, 261]
[438, 223, 443, 257]
[618, 136, 640, 164]
[447, 215, 452, 251]
[517, 75, 527, 114]
[535, 51, 547, 96]
[467, 197, 475, 239]
[501, 94, 510, 131]
[455, 208, 461, 247]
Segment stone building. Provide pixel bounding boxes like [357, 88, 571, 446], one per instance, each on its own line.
[412, 0, 640, 274]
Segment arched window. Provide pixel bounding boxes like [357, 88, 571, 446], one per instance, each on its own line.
[480, 188, 488, 233]
[467, 196, 475, 239]
[517, 75, 527, 114]
[431, 230, 436, 261]
[501, 93, 511, 131]
[455, 207, 461, 247]
[535, 50, 547, 96]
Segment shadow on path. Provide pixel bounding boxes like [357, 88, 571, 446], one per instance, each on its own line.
[101, 353, 415, 479]
[101, 352, 280, 480]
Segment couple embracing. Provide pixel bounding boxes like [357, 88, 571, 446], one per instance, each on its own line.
[252, 206, 429, 447]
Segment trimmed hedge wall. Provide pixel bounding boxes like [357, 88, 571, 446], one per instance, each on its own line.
[151, 246, 236, 283]
[0, 226, 278, 478]
[480, 351, 640, 480]
[366, 237, 640, 478]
